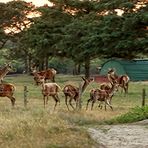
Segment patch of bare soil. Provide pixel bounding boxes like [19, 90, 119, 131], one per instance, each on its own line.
[88, 120, 148, 148]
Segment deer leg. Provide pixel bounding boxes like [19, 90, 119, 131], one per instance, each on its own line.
[106, 99, 113, 111]
[98, 101, 103, 109]
[7, 96, 15, 107]
[109, 95, 113, 105]
[74, 96, 78, 109]
[55, 94, 60, 104]
[123, 86, 126, 96]
[104, 99, 107, 111]
[43, 95, 46, 108]
[52, 76, 55, 82]
[69, 97, 75, 110]
[52, 95, 59, 110]
[98, 101, 102, 108]
[86, 98, 92, 110]
[65, 95, 70, 111]
[98, 101, 101, 108]
[46, 96, 49, 105]
[126, 83, 129, 93]
[120, 86, 123, 94]
[91, 100, 96, 110]
[124, 84, 128, 96]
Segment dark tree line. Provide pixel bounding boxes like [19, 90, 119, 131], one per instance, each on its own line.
[0, 0, 147, 77]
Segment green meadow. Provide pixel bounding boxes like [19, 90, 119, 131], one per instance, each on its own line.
[0, 74, 148, 148]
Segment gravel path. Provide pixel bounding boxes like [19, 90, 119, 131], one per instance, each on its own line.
[88, 120, 148, 148]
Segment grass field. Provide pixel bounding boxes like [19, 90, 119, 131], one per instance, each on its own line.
[0, 74, 148, 148]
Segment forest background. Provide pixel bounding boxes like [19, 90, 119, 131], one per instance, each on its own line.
[0, 0, 147, 77]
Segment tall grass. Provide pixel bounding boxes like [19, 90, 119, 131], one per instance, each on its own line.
[0, 74, 147, 147]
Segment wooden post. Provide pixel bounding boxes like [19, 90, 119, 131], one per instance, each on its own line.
[78, 83, 82, 110]
[24, 86, 28, 108]
[142, 88, 146, 107]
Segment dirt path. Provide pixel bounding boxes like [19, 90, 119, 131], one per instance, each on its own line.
[88, 120, 148, 148]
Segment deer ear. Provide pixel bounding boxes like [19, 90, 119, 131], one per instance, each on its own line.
[81, 76, 85, 81]
[33, 69, 37, 73]
[90, 77, 94, 82]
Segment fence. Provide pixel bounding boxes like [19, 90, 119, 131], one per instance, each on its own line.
[1, 74, 148, 110]
[22, 85, 147, 109]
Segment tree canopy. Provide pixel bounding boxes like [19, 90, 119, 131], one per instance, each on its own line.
[0, 0, 147, 76]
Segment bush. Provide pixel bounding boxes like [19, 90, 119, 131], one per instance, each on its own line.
[104, 106, 148, 124]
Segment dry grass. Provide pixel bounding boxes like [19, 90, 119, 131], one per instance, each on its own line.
[0, 74, 147, 147]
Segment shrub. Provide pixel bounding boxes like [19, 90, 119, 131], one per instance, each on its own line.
[105, 106, 148, 124]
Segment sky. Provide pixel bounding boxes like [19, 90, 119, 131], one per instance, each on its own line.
[0, 0, 52, 6]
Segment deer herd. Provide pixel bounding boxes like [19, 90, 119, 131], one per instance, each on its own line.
[0, 63, 130, 111]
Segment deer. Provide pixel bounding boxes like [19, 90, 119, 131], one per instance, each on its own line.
[0, 63, 13, 83]
[32, 68, 57, 84]
[0, 83, 16, 107]
[86, 82, 118, 111]
[63, 77, 94, 111]
[99, 82, 118, 104]
[107, 68, 130, 96]
[33, 73, 61, 110]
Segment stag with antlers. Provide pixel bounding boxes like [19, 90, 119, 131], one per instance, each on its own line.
[63, 77, 93, 111]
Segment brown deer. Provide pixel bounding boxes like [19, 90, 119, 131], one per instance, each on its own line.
[63, 77, 93, 110]
[107, 68, 130, 96]
[86, 83, 118, 110]
[0, 63, 13, 83]
[100, 82, 118, 103]
[32, 68, 57, 84]
[33, 73, 61, 110]
[0, 83, 16, 107]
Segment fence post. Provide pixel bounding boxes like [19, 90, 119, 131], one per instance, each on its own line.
[78, 83, 82, 110]
[24, 86, 28, 108]
[142, 88, 146, 107]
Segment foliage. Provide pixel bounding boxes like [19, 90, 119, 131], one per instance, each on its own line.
[0, 0, 147, 75]
[48, 58, 74, 73]
[0, 0, 36, 65]
[104, 106, 148, 124]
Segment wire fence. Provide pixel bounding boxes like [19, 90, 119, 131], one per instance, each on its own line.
[19, 85, 147, 109]
[1, 74, 148, 110]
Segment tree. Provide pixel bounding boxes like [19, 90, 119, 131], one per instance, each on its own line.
[1, 0, 147, 76]
[94, 2, 148, 59]
[0, 1, 36, 68]
[21, 5, 72, 70]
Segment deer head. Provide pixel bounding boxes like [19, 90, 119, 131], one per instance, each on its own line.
[33, 73, 46, 85]
[81, 76, 94, 93]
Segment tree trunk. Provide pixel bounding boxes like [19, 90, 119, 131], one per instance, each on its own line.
[39, 60, 44, 70]
[84, 57, 90, 78]
[25, 55, 32, 74]
[45, 56, 48, 70]
[77, 64, 81, 75]
[73, 63, 77, 75]
[28, 56, 32, 73]
[73, 63, 81, 75]
[24, 56, 28, 74]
